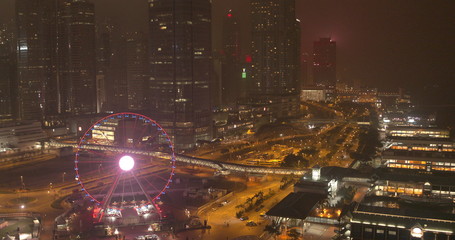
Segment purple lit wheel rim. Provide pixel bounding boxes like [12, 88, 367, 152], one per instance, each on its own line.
[74, 112, 176, 204]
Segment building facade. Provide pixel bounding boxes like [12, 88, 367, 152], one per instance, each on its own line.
[148, 0, 212, 149]
[313, 37, 336, 87]
[0, 121, 46, 151]
[16, 0, 58, 121]
[57, 0, 97, 116]
[220, 10, 244, 107]
[250, 0, 300, 95]
[125, 32, 148, 111]
[16, 0, 96, 124]
[0, 23, 15, 120]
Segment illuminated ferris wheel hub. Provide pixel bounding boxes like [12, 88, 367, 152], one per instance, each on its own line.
[74, 112, 176, 225]
[119, 155, 135, 171]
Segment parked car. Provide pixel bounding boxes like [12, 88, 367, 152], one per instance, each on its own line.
[246, 221, 257, 227]
[239, 216, 249, 221]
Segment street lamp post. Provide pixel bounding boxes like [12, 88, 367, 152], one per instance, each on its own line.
[20, 176, 25, 189]
[62, 172, 66, 183]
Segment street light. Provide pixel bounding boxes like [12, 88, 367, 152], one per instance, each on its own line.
[62, 172, 66, 183]
[20, 176, 25, 189]
[279, 133, 284, 145]
[20, 205, 25, 209]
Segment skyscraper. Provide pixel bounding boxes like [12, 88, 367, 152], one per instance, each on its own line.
[221, 10, 243, 106]
[16, 0, 58, 121]
[0, 23, 15, 120]
[57, 0, 96, 115]
[250, 0, 300, 96]
[16, 0, 96, 123]
[222, 10, 241, 62]
[95, 22, 115, 113]
[125, 32, 148, 111]
[148, 0, 212, 149]
[313, 37, 336, 87]
[101, 25, 128, 113]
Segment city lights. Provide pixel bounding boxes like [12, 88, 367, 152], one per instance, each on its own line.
[0, 0, 453, 240]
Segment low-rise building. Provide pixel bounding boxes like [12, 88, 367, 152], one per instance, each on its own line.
[349, 199, 455, 240]
[382, 149, 455, 172]
[0, 121, 46, 152]
[386, 127, 450, 139]
[301, 87, 327, 102]
[386, 138, 455, 153]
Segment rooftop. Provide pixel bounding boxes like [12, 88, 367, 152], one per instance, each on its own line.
[266, 192, 326, 219]
[351, 198, 455, 232]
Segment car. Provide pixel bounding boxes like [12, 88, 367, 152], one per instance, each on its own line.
[239, 216, 249, 221]
[246, 221, 257, 227]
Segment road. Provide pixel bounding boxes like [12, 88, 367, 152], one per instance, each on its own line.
[175, 178, 292, 240]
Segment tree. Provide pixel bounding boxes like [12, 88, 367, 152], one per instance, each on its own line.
[281, 154, 309, 168]
[288, 229, 300, 240]
[264, 225, 280, 235]
[299, 147, 319, 156]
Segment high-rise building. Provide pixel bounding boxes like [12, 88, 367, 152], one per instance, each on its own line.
[95, 22, 115, 113]
[0, 23, 15, 120]
[148, 0, 212, 149]
[99, 26, 129, 113]
[57, 0, 97, 115]
[313, 37, 336, 87]
[16, 0, 58, 121]
[301, 52, 310, 87]
[222, 10, 241, 62]
[16, 0, 96, 123]
[221, 10, 243, 107]
[250, 0, 300, 95]
[125, 32, 148, 111]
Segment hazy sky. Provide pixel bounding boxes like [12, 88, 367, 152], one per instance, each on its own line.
[1, 0, 454, 99]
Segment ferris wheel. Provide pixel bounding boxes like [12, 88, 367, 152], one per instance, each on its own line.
[74, 112, 176, 223]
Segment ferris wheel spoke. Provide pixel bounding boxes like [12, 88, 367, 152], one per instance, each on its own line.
[96, 176, 115, 197]
[121, 176, 126, 205]
[137, 127, 148, 146]
[131, 171, 154, 203]
[142, 175, 161, 193]
[84, 149, 110, 158]
[98, 129, 114, 146]
[127, 174, 136, 202]
[82, 167, 113, 180]
[92, 138, 107, 145]
[148, 171, 170, 182]
[78, 159, 117, 164]
[132, 116, 139, 141]
[100, 170, 123, 212]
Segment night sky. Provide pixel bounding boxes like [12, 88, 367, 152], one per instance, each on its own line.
[1, 0, 454, 103]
